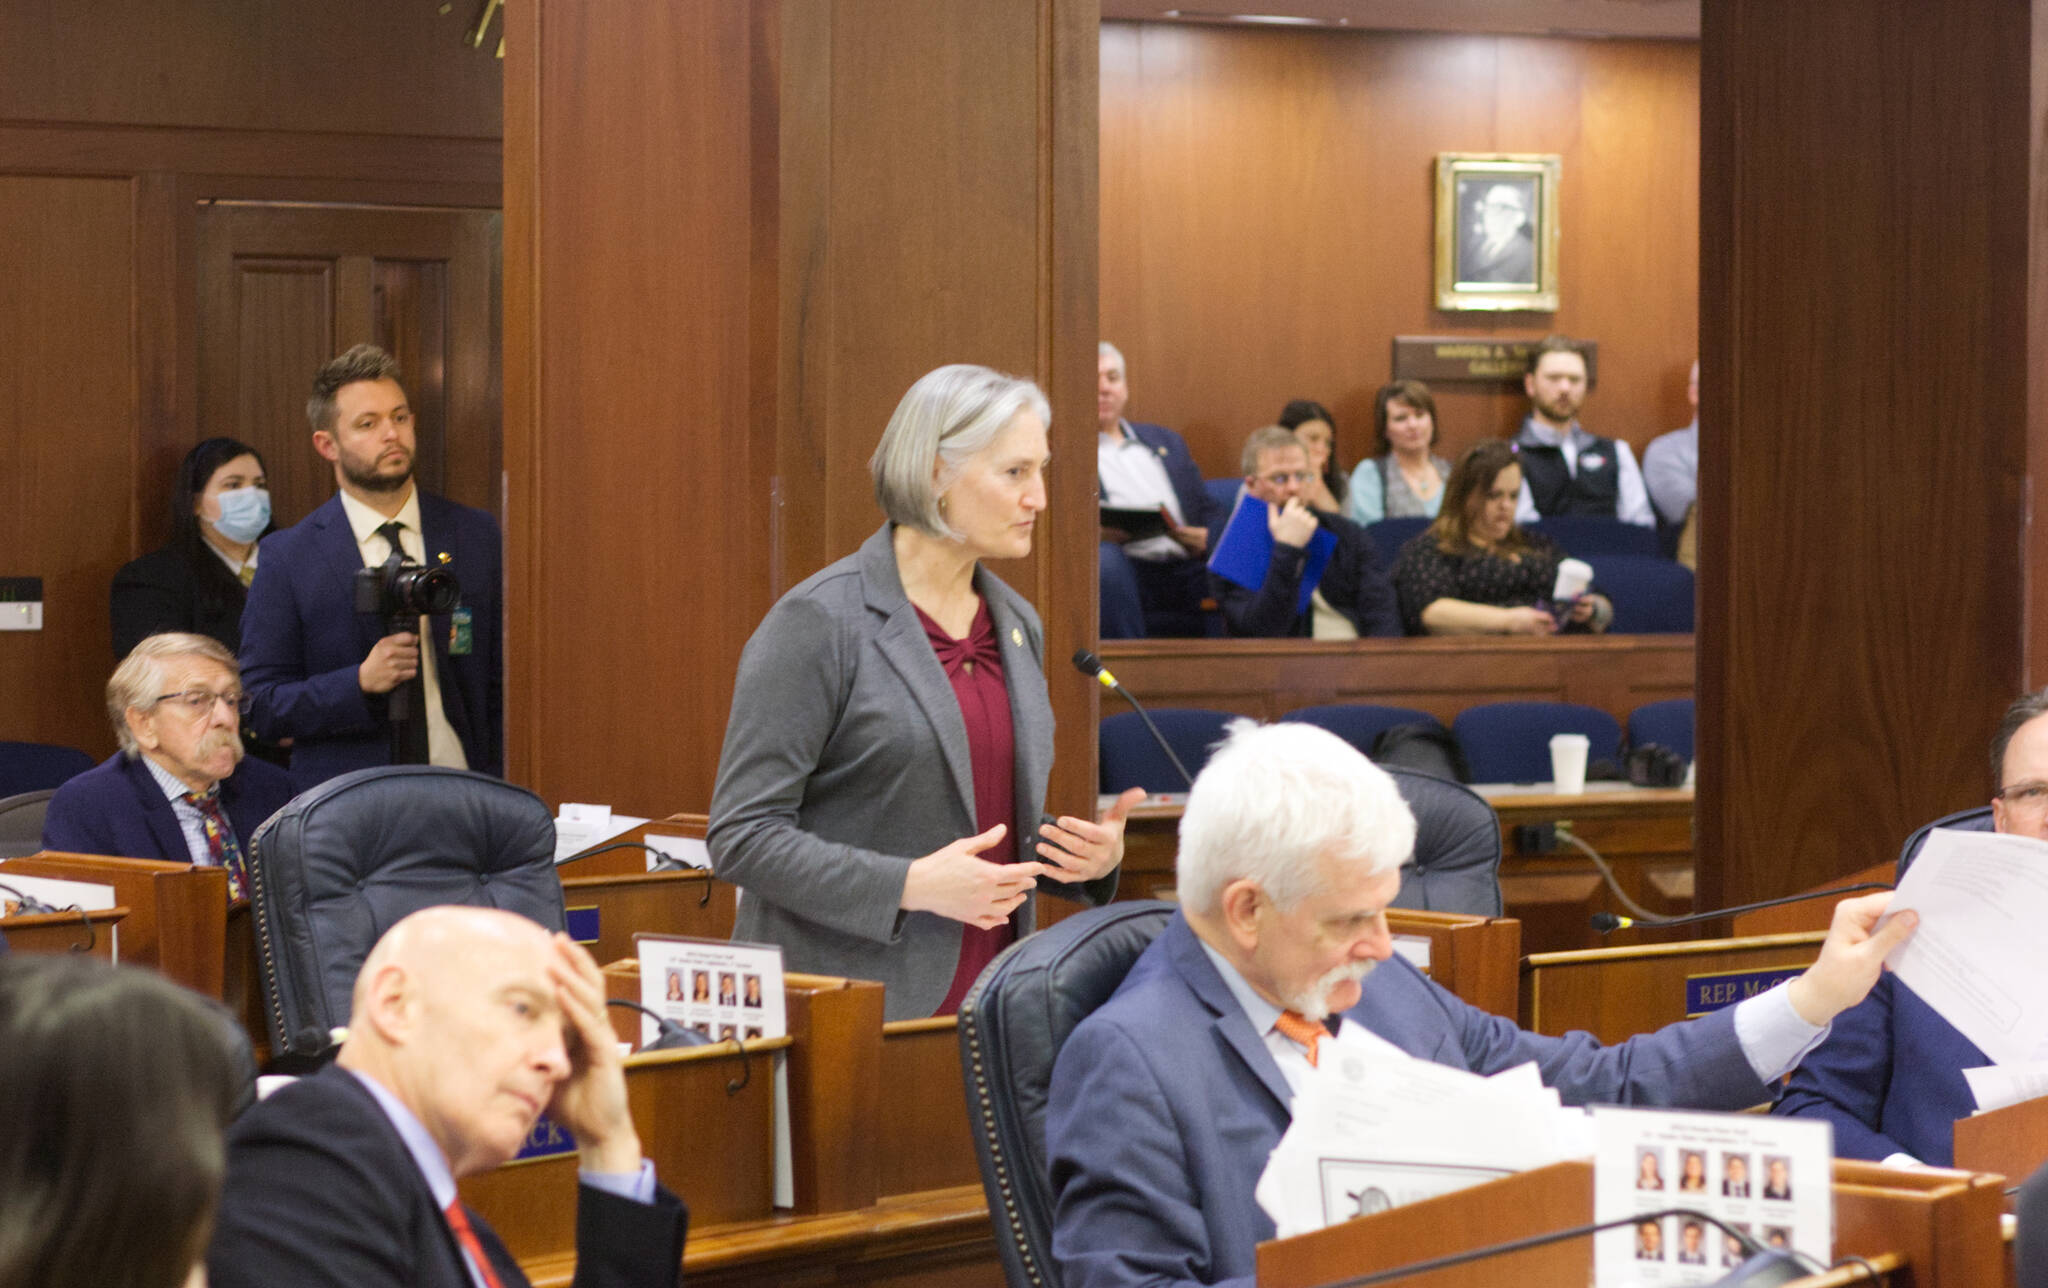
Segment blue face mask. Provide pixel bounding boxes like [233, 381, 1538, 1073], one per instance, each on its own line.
[211, 486, 271, 544]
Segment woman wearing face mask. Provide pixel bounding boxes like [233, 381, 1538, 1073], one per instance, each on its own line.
[112, 439, 274, 662]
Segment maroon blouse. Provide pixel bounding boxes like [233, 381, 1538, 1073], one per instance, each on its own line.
[916, 599, 1020, 1016]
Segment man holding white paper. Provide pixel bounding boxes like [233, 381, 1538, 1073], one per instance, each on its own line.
[1046, 720, 1913, 1288]
[1776, 688, 2048, 1165]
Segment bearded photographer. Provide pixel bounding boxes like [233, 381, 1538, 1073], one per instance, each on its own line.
[240, 345, 502, 792]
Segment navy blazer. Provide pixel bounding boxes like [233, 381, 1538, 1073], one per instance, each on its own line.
[41, 753, 294, 862]
[1772, 971, 1985, 1166]
[1109, 421, 1229, 537]
[208, 1065, 686, 1288]
[240, 491, 502, 791]
[1047, 913, 1768, 1288]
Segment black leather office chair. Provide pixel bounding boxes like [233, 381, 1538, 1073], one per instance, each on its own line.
[2018, 1159, 2048, 1288]
[958, 900, 1175, 1288]
[1385, 766, 1504, 916]
[1894, 804, 1995, 881]
[0, 788, 55, 859]
[246, 765, 562, 1060]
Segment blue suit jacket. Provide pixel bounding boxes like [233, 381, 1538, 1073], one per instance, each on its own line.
[1047, 913, 1768, 1288]
[240, 492, 502, 791]
[1111, 421, 1229, 537]
[1772, 972, 1984, 1166]
[41, 753, 295, 861]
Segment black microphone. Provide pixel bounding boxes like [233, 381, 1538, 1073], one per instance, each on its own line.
[1325, 1205, 1809, 1288]
[1591, 882, 1892, 933]
[1073, 650, 1194, 789]
[604, 998, 713, 1051]
[0, 881, 57, 915]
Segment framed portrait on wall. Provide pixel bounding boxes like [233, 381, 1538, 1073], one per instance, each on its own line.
[1434, 153, 1561, 312]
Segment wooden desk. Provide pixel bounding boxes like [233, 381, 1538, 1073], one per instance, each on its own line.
[463, 1039, 782, 1285]
[1254, 1157, 2005, 1288]
[560, 816, 739, 956]
[1521, 931, 1826, 1044]
[1099, 785, 1690, 956]
[3, 852, 227, 989]
[1733, 861, 1895, 937]
[1095, 634, 1692, 729]
[0, 906, 126, 958]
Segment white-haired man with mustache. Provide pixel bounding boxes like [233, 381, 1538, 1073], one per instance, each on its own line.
[1045, 719, 1915, 1288]
[42, 632, 294, 895]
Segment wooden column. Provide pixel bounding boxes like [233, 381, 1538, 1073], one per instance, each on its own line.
[1697, 0, 2040, 907]
[504, 0, 1100, 814]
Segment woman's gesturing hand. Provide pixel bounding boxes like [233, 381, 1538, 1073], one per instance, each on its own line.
[901, 825, 1047, 929]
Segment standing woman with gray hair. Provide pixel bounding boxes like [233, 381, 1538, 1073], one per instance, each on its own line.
[709, 364, 1144, 1019]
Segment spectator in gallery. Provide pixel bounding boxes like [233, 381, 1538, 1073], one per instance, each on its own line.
[1343, 380, 1453, 528]
[1509, 335, 1655, 528]
[1393, 440, 1612, 636]
[1461, 182, 1537, 285]
[1210, 425, 1401, 641]
[1095, 342, 1227, 638]
[1643, 358, 1701, 568]
[1274, 399, 1346, 513]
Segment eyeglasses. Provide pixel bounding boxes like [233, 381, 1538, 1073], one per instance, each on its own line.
[1257, 470, 1313, 487]
[1996, 780, 2048, 813]
[150, 688, 251, 717]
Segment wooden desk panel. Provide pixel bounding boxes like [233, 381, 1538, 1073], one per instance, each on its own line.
[1521, 932, 1826, 1044]
[0, 906, 126, 959]
[1733, 861, 1895, 937]
[680, 1185, 1002, 1288]
[876, 1018, 979, 1198]
[1096, 634, 1692, 729]
[1384, 908, 1521, 1021]
[561, 870, 737, 963]
[3, 852, 227, 984]
[464, 1040, 782, 1272]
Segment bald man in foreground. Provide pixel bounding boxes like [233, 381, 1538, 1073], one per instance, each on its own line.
[208, 907, 687, 1288]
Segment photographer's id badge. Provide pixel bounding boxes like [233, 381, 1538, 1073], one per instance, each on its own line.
[449, 605, 474, 656]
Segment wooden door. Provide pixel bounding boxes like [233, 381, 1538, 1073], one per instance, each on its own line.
[196, 202, 501, 529]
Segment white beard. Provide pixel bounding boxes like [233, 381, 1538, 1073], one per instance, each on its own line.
[1285, 957, 1378, 1023]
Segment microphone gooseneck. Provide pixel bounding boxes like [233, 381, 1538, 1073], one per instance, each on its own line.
[1072, 651, 1193, 789]
[1591, 883, 1893, 934]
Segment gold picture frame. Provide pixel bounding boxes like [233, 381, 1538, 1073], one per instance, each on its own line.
[1434, 153, 1561, 312]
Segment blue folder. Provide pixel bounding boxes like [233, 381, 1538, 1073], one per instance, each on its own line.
[1206, 492, 1337, 615]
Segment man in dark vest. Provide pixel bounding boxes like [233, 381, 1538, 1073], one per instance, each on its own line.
[1509, 335, 1655, 527]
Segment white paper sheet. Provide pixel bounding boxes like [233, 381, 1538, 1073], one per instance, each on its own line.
[1963, 1060, 2048, 1114]
[1883, 828, 2048, 1066]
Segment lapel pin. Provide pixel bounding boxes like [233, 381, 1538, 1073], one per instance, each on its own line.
[437, 552, 452, 564]
[1011, 628, 1023, 647]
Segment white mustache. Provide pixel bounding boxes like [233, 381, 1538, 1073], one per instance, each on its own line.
[1287, 957, 1377, 1023]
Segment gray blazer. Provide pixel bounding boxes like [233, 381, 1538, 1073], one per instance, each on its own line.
[708, 525, 1114, 1020]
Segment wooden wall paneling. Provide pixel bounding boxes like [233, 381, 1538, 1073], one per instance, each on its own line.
[505, 0, 760, 810]
[0, 176, 140, 754]
[508, 0, 1099, 813]
[1697, 0, 2032, 909]
[196, 203, 502, 526]
[0, 1, 502, 141]
[1098, 23, 1699, 481]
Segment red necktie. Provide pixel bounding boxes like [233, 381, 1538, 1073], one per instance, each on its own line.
[180, 789, 248, 900]
[1274, 1010, 1331, 1067]
[444, 1199, 507, 1288]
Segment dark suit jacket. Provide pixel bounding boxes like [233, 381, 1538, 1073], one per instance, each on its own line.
[1772, 971, 1985, 1165]
[110, 536, 249, 660]
[1211, 508, 1403, 638]
[207, 1065, 686, 1288]
[240, 491, 502, 791]
[1107, 421, 1228, 539]
[1047, 914, 1769, 1288]
[41, 752, 294, 861]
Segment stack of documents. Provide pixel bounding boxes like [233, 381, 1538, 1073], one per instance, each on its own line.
[1255, 1025, 1591, 1238]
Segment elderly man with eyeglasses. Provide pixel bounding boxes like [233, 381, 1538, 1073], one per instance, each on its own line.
[1209, 425, 1403, 640]
[42, 632, 294, 893]
[1773, 688, 2048, 1166]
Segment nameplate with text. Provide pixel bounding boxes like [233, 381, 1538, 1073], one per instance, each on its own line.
[1391, 337, 1598, 385]
[1685, 968, 1804, 1017]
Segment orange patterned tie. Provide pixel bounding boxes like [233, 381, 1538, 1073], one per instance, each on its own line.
[444, 1199, 507, 1288]
[1274, 1010, 1331, 1067]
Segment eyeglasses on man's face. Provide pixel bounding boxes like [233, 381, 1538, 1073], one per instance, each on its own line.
[150, 688, 252, 717]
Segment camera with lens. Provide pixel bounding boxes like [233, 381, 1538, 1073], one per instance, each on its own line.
[353, 557, 461, 622]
